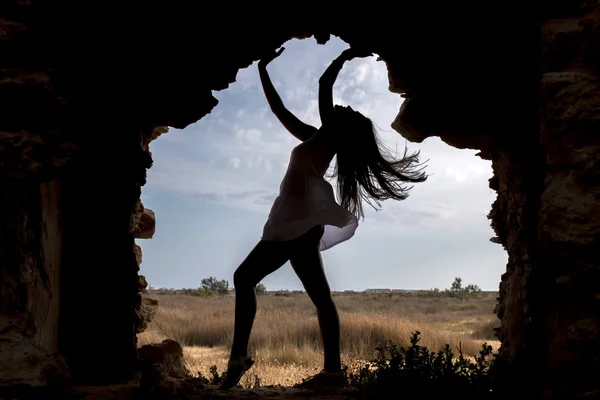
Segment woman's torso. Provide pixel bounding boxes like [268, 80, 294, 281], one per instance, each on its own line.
[278, 140, 334, 198]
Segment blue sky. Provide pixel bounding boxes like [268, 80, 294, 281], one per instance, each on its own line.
[137, 37, 507, 292]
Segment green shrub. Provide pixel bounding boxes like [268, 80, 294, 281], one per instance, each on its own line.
[256, 283, 266, 295]
[421, 277, 483, 300]
[200, 277, 229, 295]
[345, 331, 497, 399]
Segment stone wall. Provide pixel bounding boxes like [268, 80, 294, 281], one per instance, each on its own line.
[537, 5, 600, 397]
[488, 4, 600, 399]
[57, 124, 153, 384]
[0, 180, 70, 389]
[34, 180, 63, 351]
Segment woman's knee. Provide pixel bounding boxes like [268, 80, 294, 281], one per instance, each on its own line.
[233, 240, 290, 289]
[233, 268, 255, 289]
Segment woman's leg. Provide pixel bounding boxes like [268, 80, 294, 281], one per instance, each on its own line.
[289, 226, 341, 372]
[229, 240, 290, 360]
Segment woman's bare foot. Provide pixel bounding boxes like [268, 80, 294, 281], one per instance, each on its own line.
[219, 356, 255, 390]
[295, 369, 345, 391]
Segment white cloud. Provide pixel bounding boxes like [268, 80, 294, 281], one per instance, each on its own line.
[234, 127, 263, 144]
[444, 165, 488, 183]
[263, 158, 273, 172]
[146, 151, 278, 214]
[246, 155, 273, 172]
[228, 157, 241, 169]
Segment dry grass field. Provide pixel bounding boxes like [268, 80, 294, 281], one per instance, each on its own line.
[137, 291, 500, 388]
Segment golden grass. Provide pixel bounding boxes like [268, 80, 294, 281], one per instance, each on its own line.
[138, 291, 501, 387]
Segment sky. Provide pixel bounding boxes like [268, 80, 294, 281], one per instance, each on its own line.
[137, 37, 507, 292]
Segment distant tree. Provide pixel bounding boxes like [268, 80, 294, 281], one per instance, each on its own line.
[256, 283, 266, 295]
[447, 277, 482, 299]
[464, 283, 482, 294]
[421, 277, 482, 299]
[450, 277, 463, 292]
[201, 277, 229, 295]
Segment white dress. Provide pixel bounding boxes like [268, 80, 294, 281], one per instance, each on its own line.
[261, 140, 359, 251]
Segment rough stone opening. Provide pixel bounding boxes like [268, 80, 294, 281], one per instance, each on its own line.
[134, 36, 508, 385]
[1, 2, 599, 400]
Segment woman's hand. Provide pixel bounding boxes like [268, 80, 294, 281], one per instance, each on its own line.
[339, 47, 373, 61]
[258, 47, 285, 69]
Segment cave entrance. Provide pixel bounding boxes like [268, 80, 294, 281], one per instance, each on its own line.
[135, 36, 507, 384]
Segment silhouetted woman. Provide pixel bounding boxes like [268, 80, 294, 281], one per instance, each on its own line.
[220, 46, 427, 391]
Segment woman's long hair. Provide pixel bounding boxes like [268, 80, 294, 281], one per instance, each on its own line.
[331, 106, 428, 220]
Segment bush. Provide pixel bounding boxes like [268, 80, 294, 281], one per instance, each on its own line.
[345, 331, 497, 399]
[200, 277, 229, 295]
[421, 277, 482, 300]
[255, 283, 266, 295]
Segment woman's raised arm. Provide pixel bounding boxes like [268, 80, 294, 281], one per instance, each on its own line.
[258, 48, 318, 142]
[318, 47, 373, 126]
